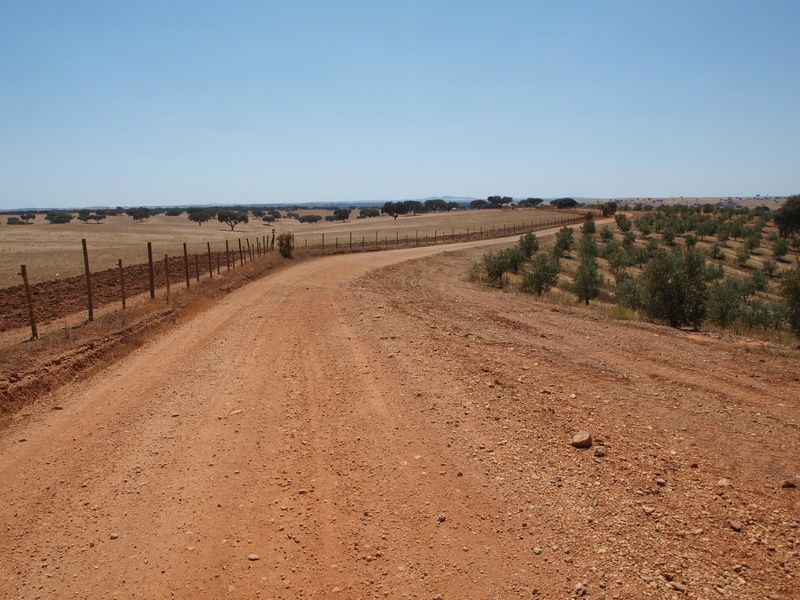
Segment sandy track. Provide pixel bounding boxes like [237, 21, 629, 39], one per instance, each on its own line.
[1, 230, 799, 599]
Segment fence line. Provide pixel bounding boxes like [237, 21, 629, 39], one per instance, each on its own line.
[7, 212, 593, 335]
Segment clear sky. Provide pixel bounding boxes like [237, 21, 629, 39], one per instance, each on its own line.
[1, 0, 798, 210]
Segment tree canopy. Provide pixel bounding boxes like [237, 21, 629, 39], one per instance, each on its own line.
[188, 210, 213, 225]
[126, 207, 152, 221]
[487, 196, 513, 208]
[217, 210, 249, 230]
[774, 194, 800, 238]
[333, 208, 351, 221]
[551, 197, 579, 209]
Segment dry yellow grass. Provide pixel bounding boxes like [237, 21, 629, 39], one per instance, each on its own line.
[0, 208, 571, 286]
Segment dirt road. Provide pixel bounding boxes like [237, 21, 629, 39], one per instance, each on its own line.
[1, 234, 798, 599]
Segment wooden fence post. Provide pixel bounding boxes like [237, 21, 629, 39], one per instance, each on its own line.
[207, 242, 213, 278]
[20, 265, 38, 340]
[183, 243, 190, 288]
[147, 242, 155, 299]
[118, 259, 126, 309]
[238, 239, 244, 266]
[82, 239, 94, 321]
[164, 254, 171, 301]
[322, 233, 325, 250]
[225, 240, 230, 271]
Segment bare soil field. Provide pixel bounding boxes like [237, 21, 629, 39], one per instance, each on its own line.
[0, 208, 571, 287]
[0, 235, 797, 599]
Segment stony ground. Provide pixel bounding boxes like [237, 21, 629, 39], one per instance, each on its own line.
[0, 235, 798, 599]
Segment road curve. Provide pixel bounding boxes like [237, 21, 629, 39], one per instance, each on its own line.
[0, 232, 548, 600]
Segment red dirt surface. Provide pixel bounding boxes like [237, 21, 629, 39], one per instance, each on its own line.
[0, 236, 798, 599]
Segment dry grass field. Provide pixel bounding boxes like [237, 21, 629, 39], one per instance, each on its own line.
[0, 208, 571, 286]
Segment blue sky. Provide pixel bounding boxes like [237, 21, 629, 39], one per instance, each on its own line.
[1, 0, 798, 209]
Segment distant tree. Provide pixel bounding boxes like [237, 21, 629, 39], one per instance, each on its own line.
[333, 208, 351, 221]
[402, 200, 424, 215]
[261, 215, 276, 223]
[127, 207, 152, 222]
[551, 197, 578, 209]
[774, 194, 800, 238]
[6, 217, 25, 225]
[572, 256, 603, 305]
[359, 208, 380, 218]
[165, 208, 183, 216]
[520, 252, 560, 296]
[621, 230, 637, 249]
[487, 196, 513, 208]
[251, 210, 265, 218]
[19, 212, 36, 223]
[44, 211, 74, 224]
[424, 199, 447, 212]
[299, 214, 322, 224]
[217, 210, 249, 230]
[381, 201, 406, 219]
[78, 211, 106, 224]
[518, 198, 543, 208]
[601, 201, 618, 217]
[188, 211, 213, 225]
[470, 199, 489, 210]
[445, 201, 460, 211]
[581, 220, 596, 235]
[615, 214, 632, 232]
[600, 226, 615, 242]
